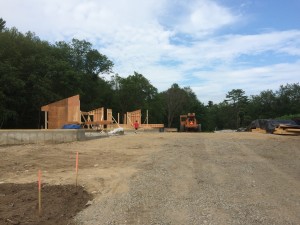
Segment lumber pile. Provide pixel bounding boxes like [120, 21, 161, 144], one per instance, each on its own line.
[273, 124, 300, 135]
[164, 128, 178, 132]
[251, 128, 267, 134]
[141, 124, 164, 128]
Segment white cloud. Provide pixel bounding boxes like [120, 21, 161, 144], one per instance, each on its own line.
[157, 0, 238, 36]
[176, 0, 237, 35]
[191, 61, 300, 103]
[0, 0, 299, 104]
[174, 30, 300, 66]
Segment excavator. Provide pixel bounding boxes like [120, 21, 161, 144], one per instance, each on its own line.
[180, 113, 201, 132]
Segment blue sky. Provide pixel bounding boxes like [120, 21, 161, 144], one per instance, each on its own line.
[1, 0, 299, 104]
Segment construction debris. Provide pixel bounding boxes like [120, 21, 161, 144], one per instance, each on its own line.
[108, 128, 124, 135]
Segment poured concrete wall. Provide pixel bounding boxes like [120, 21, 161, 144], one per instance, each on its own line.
[0, 129, 86, 146]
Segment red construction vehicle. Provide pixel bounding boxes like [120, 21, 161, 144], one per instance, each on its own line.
[180, 113, 201, 132]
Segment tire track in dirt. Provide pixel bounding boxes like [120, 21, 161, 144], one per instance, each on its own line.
[123, 138, 202, 224]
[192, 138, 245, 224]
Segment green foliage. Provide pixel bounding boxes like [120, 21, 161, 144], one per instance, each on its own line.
[247, 90, 277, 120]
[56, 39, 113, 76]
[275, 83, 300, 115]
[226, 89, 248, 104]
[161, 84, 205, 128]
[0, 25, 114, 128]
[204, 83, 300, 130]
[110, 72, 159, 123]
[0, 18, 5, 31]
[224, 89, 249, 129]
[276, 114, 300, 120]
[247, 83, 300, 121]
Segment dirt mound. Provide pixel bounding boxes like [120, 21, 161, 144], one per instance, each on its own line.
[0, 183, 92, 225]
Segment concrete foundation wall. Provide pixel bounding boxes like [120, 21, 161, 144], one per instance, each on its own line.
[0, 129, 86, 146]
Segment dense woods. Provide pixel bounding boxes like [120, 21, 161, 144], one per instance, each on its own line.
[1, 19, 299, 130]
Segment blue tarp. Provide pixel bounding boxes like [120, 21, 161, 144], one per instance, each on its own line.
[62, 124, 81, 129]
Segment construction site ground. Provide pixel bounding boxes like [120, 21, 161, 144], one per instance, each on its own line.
[0, 132, 299, 225]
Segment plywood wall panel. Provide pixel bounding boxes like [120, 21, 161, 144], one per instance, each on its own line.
[127, 110, 141, 125]
[41, 95, 80, 129]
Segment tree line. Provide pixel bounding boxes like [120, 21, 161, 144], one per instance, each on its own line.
[1, 18, 299, 130]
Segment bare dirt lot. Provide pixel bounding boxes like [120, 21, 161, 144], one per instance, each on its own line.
[0, 132, 299, 225]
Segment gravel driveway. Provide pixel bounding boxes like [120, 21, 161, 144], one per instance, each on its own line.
[74, 133, 300, 225]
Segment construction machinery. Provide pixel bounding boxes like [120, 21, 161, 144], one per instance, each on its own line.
[180, 113, 201, 132]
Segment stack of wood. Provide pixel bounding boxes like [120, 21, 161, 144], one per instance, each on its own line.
[273, 124, 300, 135]
[251, 128, 267, 134]
[164, 128, 178, 132]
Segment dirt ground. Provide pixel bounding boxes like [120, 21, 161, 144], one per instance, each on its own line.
[0, 131, 299, 224]
[0, 183, 91, 225]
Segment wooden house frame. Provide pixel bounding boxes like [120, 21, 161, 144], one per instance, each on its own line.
[41, 95, 163, 130]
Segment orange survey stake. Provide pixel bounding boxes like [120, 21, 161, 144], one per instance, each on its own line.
[76, 152, 79, 173]
[75, 152, 79, 188]
[38, 170, 42, 214]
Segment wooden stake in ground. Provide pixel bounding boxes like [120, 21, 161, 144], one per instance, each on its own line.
[38, 170, 42, 215]
[75, 152, 79, 190]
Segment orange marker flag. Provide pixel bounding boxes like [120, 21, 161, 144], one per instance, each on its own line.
[38, 170, 42, 215]
[75, 152, 79, 188]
